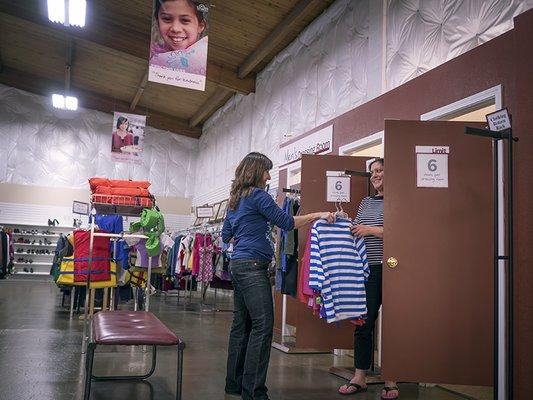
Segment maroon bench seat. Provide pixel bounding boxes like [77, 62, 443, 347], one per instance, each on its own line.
[93, 311, 179, 346]
[84, 310, 185, 400]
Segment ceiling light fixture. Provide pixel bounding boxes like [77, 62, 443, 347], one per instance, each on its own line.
[69, 0, 86, 27]
[47, 0, 86, 27]
[47, 0, 65, 24]
[52, 94, 79, 111]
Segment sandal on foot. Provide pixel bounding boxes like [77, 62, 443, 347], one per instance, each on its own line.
[381, 386, 400, 399]
[338, 382, 367, 395]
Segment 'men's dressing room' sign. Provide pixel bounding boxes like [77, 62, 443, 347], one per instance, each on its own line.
[279, 125, 333, 167]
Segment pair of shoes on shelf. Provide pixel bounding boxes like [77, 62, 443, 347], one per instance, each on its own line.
[47, 219, 59, 227]
[14, 228, 20, 233]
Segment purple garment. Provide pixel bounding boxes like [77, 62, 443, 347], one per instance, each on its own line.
[135, 238, 159, 268]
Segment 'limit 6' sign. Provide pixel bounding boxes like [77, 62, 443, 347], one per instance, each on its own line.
[416, 146, 449, 188]
[326, 171, 351, 202]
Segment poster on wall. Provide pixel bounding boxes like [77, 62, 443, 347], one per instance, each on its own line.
[111, 112, 146, 164]
[148, 0, 209, 91]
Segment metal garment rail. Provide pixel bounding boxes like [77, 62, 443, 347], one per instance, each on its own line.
[465, 125, 517, 400]
[81, 226, 149, 354]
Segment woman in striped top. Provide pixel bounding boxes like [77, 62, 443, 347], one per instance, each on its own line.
[338, 158, 399, 399]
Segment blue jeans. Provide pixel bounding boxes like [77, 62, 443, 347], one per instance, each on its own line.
[225, 259, 273, 400]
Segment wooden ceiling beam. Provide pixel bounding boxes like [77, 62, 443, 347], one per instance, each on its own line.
[189, 87, 233, 128]
[0, 4, 255, 94]
[238, 0, 322, 79]
[0, 66, 202, 139]
[130, 69, 149, 112]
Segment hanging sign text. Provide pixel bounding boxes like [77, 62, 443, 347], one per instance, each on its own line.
[486, 108, 511, 132]
[196, 206, 214, 218]
[280, 125, 333, 167]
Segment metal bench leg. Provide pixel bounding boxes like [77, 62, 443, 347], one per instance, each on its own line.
[91, 345, 157, 381]
[176, 342, 185, 400]
[84, 342, 96, 400]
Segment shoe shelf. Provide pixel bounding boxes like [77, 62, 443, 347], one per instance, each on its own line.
[15, 254, 54, 258]
[0, 223, 72, 229]
[12, 271, 50, 276]
[15, 243, 56, 248]
[13, 262, 51, 266]
[12, 233, 61, 238]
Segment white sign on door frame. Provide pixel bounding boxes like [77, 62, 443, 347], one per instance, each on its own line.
[326, 171, 351, 202]
[416, 146, 449, 188]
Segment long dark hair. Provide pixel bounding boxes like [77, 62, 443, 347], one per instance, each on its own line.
[229, 152, 273, 210]
[116, 116, 128, 130]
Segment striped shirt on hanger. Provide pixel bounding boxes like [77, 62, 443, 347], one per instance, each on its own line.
[355, 196, 383, 265]
[309, 218, 369, 323]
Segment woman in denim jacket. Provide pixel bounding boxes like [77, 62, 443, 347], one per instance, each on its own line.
[223, 152, 334, 400]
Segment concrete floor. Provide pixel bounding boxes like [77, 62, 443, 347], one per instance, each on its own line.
[0, 279, 473, 400]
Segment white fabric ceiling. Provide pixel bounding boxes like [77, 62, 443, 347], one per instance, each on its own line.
[193, 0, 531, 206]
[0, 84, 198, 198]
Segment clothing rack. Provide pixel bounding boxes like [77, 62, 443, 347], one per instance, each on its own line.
[172, 221, 233, 312]
[81, 205, 150, 354]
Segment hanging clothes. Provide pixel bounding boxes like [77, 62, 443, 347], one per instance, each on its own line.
[297, 228, 320, 313]
[276, 196, 300, 296]
[73, 230, 111, 283]
[309, 218, 369, 323]
[0, 230, 11, 279]
[198, 233, 214, 283]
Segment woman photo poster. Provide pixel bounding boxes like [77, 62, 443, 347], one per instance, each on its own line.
[148, 0, 209, 91]
[111, 112, 146, 164]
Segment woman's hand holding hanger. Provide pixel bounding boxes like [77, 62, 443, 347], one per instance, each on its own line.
[293, 211, 336, 229]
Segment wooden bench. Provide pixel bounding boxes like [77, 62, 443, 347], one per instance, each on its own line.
[84, 310, 185, 400]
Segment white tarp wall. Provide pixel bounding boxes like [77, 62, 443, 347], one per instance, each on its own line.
[193, 0, 531, 206]
[0, 84, 198, 230]
[0, 84, 198, 198]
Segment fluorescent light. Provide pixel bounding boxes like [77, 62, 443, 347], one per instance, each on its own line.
[52, 94, 65, 109]
[47, 0, 65, 24]
[69, 0, 86, 27]
[52, 94, 78, 110]
[65, 96, 78, 110]
[48, 0, 86, 27]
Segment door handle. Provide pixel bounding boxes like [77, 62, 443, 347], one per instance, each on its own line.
[387, 257, 398, 269]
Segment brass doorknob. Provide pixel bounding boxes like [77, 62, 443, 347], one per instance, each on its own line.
[387, 257, 398, 269]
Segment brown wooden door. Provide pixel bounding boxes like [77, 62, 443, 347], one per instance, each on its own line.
[293, 154, 371, 349]
[382, 120, 493, 386]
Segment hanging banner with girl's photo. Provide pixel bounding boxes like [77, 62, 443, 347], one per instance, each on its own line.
[111, 112, 146, 164]
[148, 0, 209, 91]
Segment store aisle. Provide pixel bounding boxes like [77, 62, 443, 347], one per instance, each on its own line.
[0, 280, 467, 400]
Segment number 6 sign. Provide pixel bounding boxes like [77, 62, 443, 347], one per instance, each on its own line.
[416, 146, 449, 188]
[326, 171, 351, 202]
